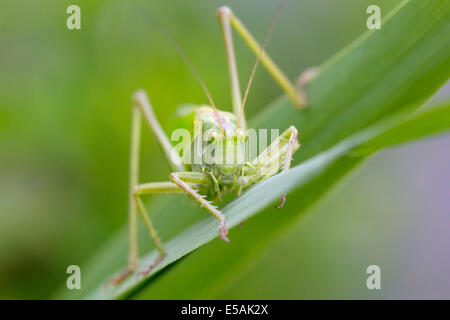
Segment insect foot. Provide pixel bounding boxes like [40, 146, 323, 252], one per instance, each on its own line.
[276, 194, 286, 209]
[219, 219, 230, 243]
[107, 265, 135, 287]
[139, 253, 167, 277]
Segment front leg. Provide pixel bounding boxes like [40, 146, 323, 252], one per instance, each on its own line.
[170, 172, 230, 242]
[276, 126, 298, 208]
[245, 125, 299, 208]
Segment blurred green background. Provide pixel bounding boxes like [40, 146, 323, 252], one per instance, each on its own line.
[1, 0, 449, 299]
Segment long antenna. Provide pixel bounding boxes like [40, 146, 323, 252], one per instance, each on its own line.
[146, 12, 225, 135]
[236, 0, 287, 130]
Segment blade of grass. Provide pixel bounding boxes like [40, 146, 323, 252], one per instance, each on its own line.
[89, 102, 450, 300]
[89, 122, 397, 299]
[132, 0, 450, 299]
[56, 0, 450, 299]
[354, 102, 450, 155]
[134, 102, 450, 299]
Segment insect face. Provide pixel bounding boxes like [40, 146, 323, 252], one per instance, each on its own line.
[188, 106, 249, 182]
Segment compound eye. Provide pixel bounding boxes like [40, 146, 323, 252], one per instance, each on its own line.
[208, 130, 219, 142]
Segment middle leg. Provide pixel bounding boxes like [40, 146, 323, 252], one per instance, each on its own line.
[133, 179, 207, 275]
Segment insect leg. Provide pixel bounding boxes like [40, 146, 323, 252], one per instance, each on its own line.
[170, 172, 230, 242]
[133, 89, 185, 172]
[297, 67, 319, 105]
[217, 6, 305, 109]
[133, 181, 190, 276]
[109, 181, 202, 284]
[208, 173, 222, 202]
[217, 7, 245, 129]
[109, 90, 186, 286]
[246, 125, 299, 207]
[276, 126, 298, 208]
[108, 103, 142, 286]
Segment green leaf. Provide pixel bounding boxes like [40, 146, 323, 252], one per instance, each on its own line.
[135, 103, 450, 300]
[91, 120, 408, 299]
[56, 0, 450, 299]
[354, 102, 450, 155]
[134, 0, 450, 300]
